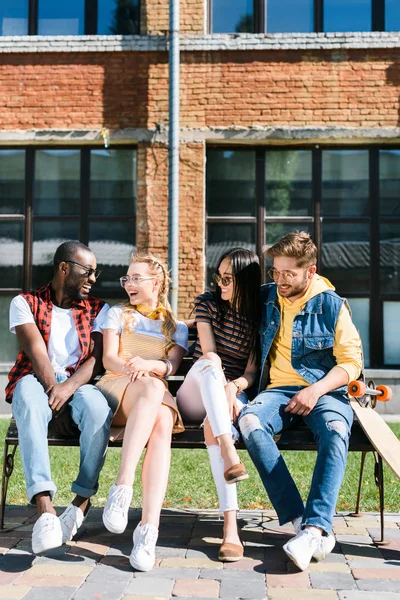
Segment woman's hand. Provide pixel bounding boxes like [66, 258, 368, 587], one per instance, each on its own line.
[124, 356, 152, 381]
[225, 382, 240, 421]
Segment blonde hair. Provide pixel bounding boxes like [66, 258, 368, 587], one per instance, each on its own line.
[121, 252, 177, 356]
[267, 231, 317, 268]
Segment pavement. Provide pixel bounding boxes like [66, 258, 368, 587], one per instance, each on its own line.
[1, 507, 400, 600]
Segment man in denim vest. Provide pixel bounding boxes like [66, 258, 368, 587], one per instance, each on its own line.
[238, 232, 362, 571]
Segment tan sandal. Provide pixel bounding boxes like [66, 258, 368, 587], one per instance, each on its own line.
[218, 541, 244, 562]
[223, 461, 249, 484]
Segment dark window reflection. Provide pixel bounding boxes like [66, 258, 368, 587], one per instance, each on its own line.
[0, 221, 24, 288]
[321, 223, 370, 294]
[324, 0, 371, 32]
[380, 224, 400, 294]
[265, 151, 312, 216]
[266, 0, 313, 33]
[380, 150, 400, 217]
[207, 150, 256, 217]
[0, 296, 20, 361]
[206, 223, 255, 289]
[386, 0, 400, 31]
[0, 0, 28, 35]
[32, 221, 80, 288]
[212, 0, 253, 33]
[0, 150, 25, 214]
[90, 149, 137, 216]
[384, 301, 400, 365]
[98, 0, 140, 35]
[34, 150, 80, 217]
[38, 0, 84, 35]
[322, 150, 369, 217]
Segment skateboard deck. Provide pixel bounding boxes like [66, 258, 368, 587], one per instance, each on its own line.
[350, 397, 400, 479]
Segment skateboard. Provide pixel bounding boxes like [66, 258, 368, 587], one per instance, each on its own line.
[348, 380, 400, 479]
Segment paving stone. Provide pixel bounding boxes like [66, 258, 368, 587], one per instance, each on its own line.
[266, 572, 310, 588]
[348, 559, 400, 569]
[74, 580, 131, 600]
[309, 572, 357, 590]
[0, 585, 32, 599]
[72, 540, 110, 555]
[133, 568, 200, 579]
[85, 563, 133, 582]
[125, 578, 175, 596]
[0, 553, 35, 572]
[0, 537, 20, 553]
[186, 547, 219, 560]
[333, 528, 369, 536]
[352, 568, 400, 580]
[18, 575, 87, 587]
[336, 536, 373, 545]
[200, 568, 265, 581]
[356, 579, 400, 592]
[99, 555, 134, 570]
[159, 557, 222, 569]
[22, 587, 77, 600]
[22, 564, 92, 578]
[155, 545, 186, 558]
[367, 528, 400, 540]
[173, 579, 219, 598]
[306, 562, 351, 573]
[219, 576, 266, 598]
[338, 592, 400, 599]
[341, 545, 384, 560]
[123, 596, 168, 600]
[268, 590, 338, 600]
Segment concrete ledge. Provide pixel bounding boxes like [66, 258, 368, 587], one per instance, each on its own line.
[1, 31, 400, 53]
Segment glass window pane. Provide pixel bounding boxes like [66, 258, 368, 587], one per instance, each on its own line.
[264, 222, 313, 272]
[347, 298, 370, 368]
[38, 0, 84, 35]
[386, 0, 400, 31]
[322, 150, 369, 217]
[266, 0, 313, 33]
[0, 222, 24, 288]
[34, 150, 80, 217]
[0, 296, 20, 361]
[89, 221, 135, 295]
[324, 0, 371, 32]
[265, 151, 312, 216]
[90, 149, 137, 216]
[206, 223, 255, 289]
[212, 0, 253, 33]
[32, 221, 80, 289]
[0, 0, 28, 35]
[98, 0, 139, 34]
[0, 150, 25, 214]
[322, 223, 370, 294]
[384, 302, 400, 365]
[380, 150, 400, 217]
[380, 224, 400, 294]
[207, 150, 256, 217]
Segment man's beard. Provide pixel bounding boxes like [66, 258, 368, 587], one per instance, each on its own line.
[64, 280, 86, 301]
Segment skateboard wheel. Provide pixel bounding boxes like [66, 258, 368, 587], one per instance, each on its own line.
[348, 380, 366, 397]
[376, 385, 392, 402]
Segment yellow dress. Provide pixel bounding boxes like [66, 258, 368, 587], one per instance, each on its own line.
[96, 328, 184, 435]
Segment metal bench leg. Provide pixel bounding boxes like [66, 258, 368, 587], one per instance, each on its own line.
[1, 442, 17, 530]
[351, 451, 367, 517]
[373, 452, 388, 546]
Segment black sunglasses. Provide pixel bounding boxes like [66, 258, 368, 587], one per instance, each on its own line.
[65, 260, 101, 279]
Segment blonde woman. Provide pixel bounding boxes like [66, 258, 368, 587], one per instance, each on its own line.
[96, 253, 188, 572]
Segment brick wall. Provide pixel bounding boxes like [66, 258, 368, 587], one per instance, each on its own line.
[141, 0, 205, 34]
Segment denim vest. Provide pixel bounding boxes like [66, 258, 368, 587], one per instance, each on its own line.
[258, 283, 348, 395]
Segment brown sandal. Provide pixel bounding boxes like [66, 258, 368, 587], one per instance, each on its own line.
[223, 461, 249, 484]
[218, 541, 244, 562]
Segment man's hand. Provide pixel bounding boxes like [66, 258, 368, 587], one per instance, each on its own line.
[284, 385, 321, 416]
[225, 382, 240, 421]
[47, 381, 74, 413]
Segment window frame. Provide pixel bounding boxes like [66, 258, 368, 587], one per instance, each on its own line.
[206, 144, 400, 369]
[0, 144, 137, 299]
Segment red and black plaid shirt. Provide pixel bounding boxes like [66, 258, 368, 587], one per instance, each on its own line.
[6, 282, 105, 404]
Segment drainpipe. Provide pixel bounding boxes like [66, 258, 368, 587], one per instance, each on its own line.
[168, 0, 180, 313]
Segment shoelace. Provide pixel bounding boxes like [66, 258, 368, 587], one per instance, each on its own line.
[303, 529, 321, 548]
[37, 515, 57, 534]
[110, 487, 131, 513]
[136, 527, 157, 554]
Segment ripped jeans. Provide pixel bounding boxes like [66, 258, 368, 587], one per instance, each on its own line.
[238, 386, 353, 534]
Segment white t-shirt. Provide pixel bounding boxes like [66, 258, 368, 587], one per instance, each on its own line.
[9, 295, 109, 375]
[103, 305, 188, 352]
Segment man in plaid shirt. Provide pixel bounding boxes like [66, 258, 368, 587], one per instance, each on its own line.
[7, 240, 112, 554]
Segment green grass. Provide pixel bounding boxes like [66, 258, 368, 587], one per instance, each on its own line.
[1, 419, 400, 512]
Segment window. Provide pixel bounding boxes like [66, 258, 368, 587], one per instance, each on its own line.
[0, 0, 139, 36]
[0, 147, 137, 361]
[206, 146, 400, 368]
[209, 0, 393, 33]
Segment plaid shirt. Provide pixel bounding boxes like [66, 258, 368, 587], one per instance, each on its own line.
[6, 282, 105, 404]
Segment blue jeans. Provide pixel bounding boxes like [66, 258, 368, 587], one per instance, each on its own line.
[238, 386, 353, 534]
[12, 373, 113, 503]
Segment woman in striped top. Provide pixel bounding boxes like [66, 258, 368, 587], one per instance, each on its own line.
[96, 253, 188, 572]
[177, 248, 261, 562]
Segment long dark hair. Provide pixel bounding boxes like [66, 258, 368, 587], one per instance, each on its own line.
[214, 247, 261, 361]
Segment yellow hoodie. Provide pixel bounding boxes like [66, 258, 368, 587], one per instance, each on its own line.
[267, 274, 362, 389]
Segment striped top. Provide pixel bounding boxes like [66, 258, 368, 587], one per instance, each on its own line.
[193, 292, 252, 380]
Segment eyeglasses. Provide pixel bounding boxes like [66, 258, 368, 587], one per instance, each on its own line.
[65, 261, 101, 279]
[268, 268, 305, 283]
[120, 275, 157, 287]
[212, 273, 234, 287]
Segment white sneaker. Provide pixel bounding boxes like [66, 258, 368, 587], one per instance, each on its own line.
[283, 527, 322, 571]
[59, 503, 88, 543]
[32, 513, 63, 554]
[313, 532, 336, 561]
[293, 516, 303, 535]
[102, 483, 132, 534]
[129, 522, 158, 572]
